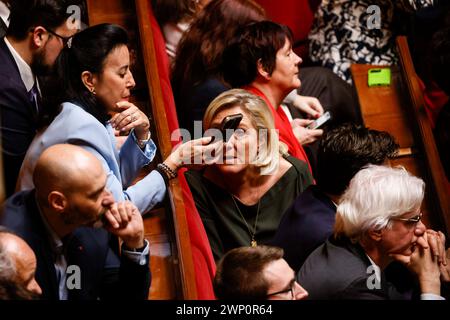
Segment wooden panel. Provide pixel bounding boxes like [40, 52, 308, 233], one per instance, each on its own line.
[135, 0, 197, 299]
[396, 36, 450, 235]
[351, 63, 448, 233]
[351, 64, 414, 148]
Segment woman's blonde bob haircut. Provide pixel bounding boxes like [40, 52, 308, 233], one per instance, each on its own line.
[203, 89, 285, 174]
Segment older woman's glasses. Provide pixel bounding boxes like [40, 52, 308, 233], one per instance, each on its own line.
[393, 212, 423, 224]
[266, 279, 296, 300]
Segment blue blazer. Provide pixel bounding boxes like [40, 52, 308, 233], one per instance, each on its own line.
[17, 102, 166, 214]
[0, 38, 38, 197]
[0, 190, 151, 300]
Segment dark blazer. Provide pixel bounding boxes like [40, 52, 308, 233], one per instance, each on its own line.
[298, 236, 411, 300]
[0, 39, 38, 197]
[0, 190, 151, 300]
[270, 185, 336, 272]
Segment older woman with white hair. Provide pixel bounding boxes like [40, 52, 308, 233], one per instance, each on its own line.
[185, 89, 313, 260]
[298, 165, 445, 300]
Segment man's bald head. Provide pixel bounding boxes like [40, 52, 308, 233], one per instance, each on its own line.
[0, 228, 41, 297]
[33, 144, 105, 203]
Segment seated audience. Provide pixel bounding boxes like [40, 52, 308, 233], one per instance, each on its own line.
[185, 89, 313, 260]
[171, 0, 266, 134]
[0, 226, 41, 300]
[308, 0, 435, 83]
[17, 23, 218, 214]
[214, 245, 308, 300]
[298, 165, 445, 300]
[0, 0, 81, 197]
[172, 0, 358, 140]
[271, 123, 399, 272]
[1, 144, 151, 300]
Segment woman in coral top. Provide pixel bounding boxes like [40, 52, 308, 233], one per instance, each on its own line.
[223, 21, 323, 174]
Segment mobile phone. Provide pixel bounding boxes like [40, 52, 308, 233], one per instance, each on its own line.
[307, 111, 331, 130]
[220, 113, 243, 142]
[368, 68, 391, 87]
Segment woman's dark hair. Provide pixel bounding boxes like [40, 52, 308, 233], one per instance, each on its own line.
[152, 0, 196, 27]
[222, 21, 293, 88]
[41, 23, 129, 126]
[171, 0, 265, 99]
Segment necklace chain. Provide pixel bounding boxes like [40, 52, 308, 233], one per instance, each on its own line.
[230, 195, 261, 247]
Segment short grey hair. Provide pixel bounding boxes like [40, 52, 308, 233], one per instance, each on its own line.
[334, 165, 425, 241]
[0, 228, 17, 281]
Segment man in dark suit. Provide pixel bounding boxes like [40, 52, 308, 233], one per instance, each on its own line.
[298, 165, 445, 300]
[271, 124, 399, 272]
[0, 0, 81, 196]
[0, 144, 151, 300]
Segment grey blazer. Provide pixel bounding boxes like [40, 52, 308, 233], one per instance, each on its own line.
[18, 102, 166, 213]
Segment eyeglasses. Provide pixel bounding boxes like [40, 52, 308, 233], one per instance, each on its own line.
[392, 212, 423, 224]
[266, 279, 296, 300]
[45, 28, 72, 47]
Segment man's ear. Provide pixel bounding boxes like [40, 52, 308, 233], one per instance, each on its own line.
[31, 26, 48, 49]
[48, 191, 67, 212]
[81, 71, 97, 94]
[256, 59, 271, 81]
[367, 228, 383, 242]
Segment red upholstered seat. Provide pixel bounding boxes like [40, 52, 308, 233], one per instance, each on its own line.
[256, 0, 316, 58]
[148, 5, 217, 299]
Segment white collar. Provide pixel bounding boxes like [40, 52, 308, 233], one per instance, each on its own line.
[0, 1, 10, 27]
[366, 254, 381, 284]
[35, 195, 64, 253]
[4, 37, 38, 92]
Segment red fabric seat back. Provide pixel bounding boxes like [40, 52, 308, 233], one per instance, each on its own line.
[148, 5, 217, 299]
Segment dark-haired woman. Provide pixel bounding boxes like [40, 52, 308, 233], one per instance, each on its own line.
[17, 23, 217, 213]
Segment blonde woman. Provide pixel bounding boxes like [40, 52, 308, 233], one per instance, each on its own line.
[185, 89, 313, 260]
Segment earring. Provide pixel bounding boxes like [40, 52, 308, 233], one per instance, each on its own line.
[91, 88, 96, 95]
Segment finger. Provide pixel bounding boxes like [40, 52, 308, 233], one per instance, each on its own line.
[427, 233, 440, 262]
[191, 136, 214, 146]
[300, 105, 319, 118]
[104, 210, 120, 229]
[115, 101, 133, 110]
[292, 118, 314, 127]
[438, 231, 447, 266]
[309, 129, 324, 137]
[390, 253, 411, 265]
[117, 202, 130, 227]
[308, 99, 324, 115]
[119, 117, 143, 133]
[108, 204, 123, 227]
[415, 235, 429, 249]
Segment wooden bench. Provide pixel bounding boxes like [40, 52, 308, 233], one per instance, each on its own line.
[350, 36, 450, 236]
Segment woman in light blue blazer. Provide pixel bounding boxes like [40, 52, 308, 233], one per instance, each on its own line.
[17, 23, 215, 214]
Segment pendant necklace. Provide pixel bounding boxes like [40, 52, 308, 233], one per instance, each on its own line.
[231, 194, 261, 247]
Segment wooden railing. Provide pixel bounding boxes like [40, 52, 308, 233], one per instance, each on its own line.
[396, 36, 450, 235]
